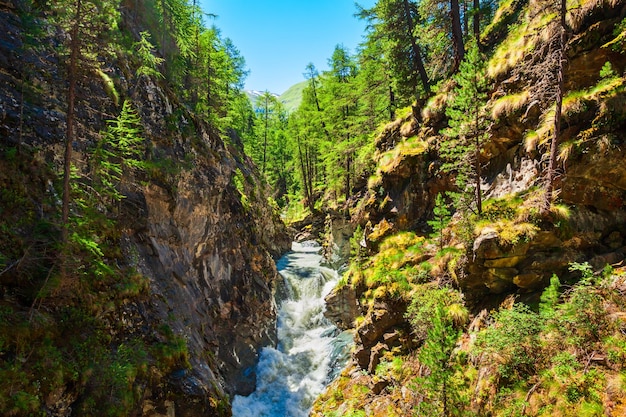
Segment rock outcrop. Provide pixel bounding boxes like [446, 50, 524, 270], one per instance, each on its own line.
[321, 2, 626, 410]
[0, 1, 290, 414]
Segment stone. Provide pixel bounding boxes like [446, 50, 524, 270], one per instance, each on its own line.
[382, 330, 401, 347]
[353, 346, 372, 370]
[368, 342, 388, 374]
[370, 377, 390, 395]
[484, 276, 514, 293]
[325, 284, 361, 330]
[487, 267, 519, 282]
[513, 273, 543, 289]
[484, 256, 525, 268]
[605, 231, 623, 250]
[530, 231, 562, 248]
[473, 228, 503, 259]
[590, 251, 625, 270]
[356, 301, 406, 348]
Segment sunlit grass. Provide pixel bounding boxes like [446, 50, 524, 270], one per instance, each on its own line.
[491, 91, 530, 119]
[488, 9, 558, 79]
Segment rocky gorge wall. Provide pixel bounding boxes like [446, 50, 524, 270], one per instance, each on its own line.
[0, 1, 290, 415]
[316, 0, 626, 413]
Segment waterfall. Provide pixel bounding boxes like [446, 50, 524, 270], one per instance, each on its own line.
[232, 241, 352, 417]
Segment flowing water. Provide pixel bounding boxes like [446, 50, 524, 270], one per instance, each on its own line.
[232, 241, 352, 417]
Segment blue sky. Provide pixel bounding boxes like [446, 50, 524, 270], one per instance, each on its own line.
[199, 1, 377, 94]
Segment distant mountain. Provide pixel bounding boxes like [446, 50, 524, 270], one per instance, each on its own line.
[244, 80, 307, 113]
[278, 80, 307, 112]
[244, 90, 279, 108]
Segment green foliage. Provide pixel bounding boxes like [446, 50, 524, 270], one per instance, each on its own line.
[603, 17, 626, 51]
[135, 31, 164, 79]
[599, 61, 617, 79]
[442, 42, 491, 215]
[375, 356, 405, 380]
[428, 192, 452, 250]
[92, 99, 146, 205]
[539, 274, 561, 319]
[349, 225, 366, 264]
[475, 303, 543, 381]
[416, 305, 467, 416]
[232, 168, 250, 211]
[407, 286, 467, 340]
[559, 281, 609, 346]
[357, 232, 430, 300]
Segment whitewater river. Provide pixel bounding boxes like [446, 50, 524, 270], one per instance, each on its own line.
[232, 241, 352, 417]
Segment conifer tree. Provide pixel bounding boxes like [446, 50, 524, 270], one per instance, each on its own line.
[361, 0, 430, 105]
[417, 305, 465, 416]
[428, 192, 452, 250]
[441, 42, 490, 215]
[92, 100, 146, 207]
[514, 0, 570, 214]
[53, 0, 120, 274]
[135, 31, 165, 79]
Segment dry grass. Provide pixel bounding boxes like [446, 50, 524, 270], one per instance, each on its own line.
[492, 91, 531, 119]
[488, 8, 559, 79]
[422, 88, 453, 121]
[567, 0, 621, 32]
[375, 135, 429, 176]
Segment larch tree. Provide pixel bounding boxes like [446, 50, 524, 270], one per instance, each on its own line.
[514, 0, 570, 214]
[363, 0, 430, 106]
[319, 44, 359, 202]
[52, 0, 120, 271]
[441, 42, 490, 215]
[354, 8, 398, 122]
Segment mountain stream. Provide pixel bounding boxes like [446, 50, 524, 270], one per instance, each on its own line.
[232, 241, 352, 417]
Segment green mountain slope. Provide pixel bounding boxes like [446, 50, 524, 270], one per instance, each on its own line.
[278, 80, 307, 112]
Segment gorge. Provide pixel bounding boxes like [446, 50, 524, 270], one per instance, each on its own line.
[1, 0, 626, 416]
[232, 241, 351, 417]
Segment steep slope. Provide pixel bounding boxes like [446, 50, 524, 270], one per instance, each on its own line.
[0, 1, 290, 415]
[314, 0, 626, 415]
[278, 80, 307, 112]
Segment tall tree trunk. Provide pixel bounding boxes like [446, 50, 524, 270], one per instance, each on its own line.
[402, 0, 430, 95]
[191, 0, 199, 105]
[474, 133, 483, 215]
[309, 75, 333, 142]
[160, 0, 169, 74]
[306, 146, 315, 205]
[206, 50, 212, 119]
[450, 0, 465, 72]
[543, 0, 567, 215]
[345, 149, 351, 202]
[18, 76, 24, 155]
[389, 84, 396, 121]
[62, 0, 83, 275]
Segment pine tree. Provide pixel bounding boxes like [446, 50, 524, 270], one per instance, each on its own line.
[92, 100, 146, 207]
[417, 305, 465, 416]
[52, 0, 121, 276]
[428, 192, 452, 250]
[441, 41, 490, 215]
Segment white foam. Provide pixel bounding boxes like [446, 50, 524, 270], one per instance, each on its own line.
[232, 242, 351, 417]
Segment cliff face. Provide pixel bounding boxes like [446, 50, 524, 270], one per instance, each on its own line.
[317, 0, 626, 415]
[0, 1, 290, 415]
[348, 0, 626, 298]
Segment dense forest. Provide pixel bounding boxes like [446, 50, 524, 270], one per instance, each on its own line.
[1, 0, 626, 415]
